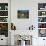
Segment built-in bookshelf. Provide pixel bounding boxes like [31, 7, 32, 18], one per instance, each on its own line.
[38, 3, 46, 37]
[0, 3, 8, 37]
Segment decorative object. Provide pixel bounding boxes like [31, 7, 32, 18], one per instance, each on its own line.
[0, 11, 8, 16]
[38, 23, 46, 28]
[0, 17, 8, 22]
[38, 3, 46, 10]
[0, 23, 8, 37]
[0, 3, 8, 10]
[40, 8, 44, 10]
[39, 29, 46, 37]
[11, 23, 16, 30]
[19, 35, 32, 45]
[42, 12, 45, 15]
[38, 17, 46, 22]
[15, 35, 32, 46]
[0, 6, 1, 10]
[17, 10, 29, 19]
[38, 11, 46, 16]
[0, 23, 8, 30]
[29, 25, 35, 30]
[5, 6, 8, 10]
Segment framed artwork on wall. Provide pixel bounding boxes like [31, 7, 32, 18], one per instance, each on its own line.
[17, 10, 29, 19]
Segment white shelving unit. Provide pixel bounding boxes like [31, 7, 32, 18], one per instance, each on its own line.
[0, 10, 8, 11]
[38, 22, 46, 23]
[38, 3, 46, 37]
[0, 16, 8, 17]
[0, 3, 8, 22]
[38, 16, 46, 17]
[38, 28, 46, 29]
[0, 3, 8, 45]
[38, 10, 46, 11]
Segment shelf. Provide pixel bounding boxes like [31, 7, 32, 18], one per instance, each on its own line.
[0, 10, 8, 11]
[38, 22, 46, 23]
[38, 16, 46, 17]
[0, 22, 8, 23]
[38, 28, 46, 29]
[0, 16, 8, 17]
[38, 10, 46, 11]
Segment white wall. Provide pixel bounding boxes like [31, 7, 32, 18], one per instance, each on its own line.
[11, 0, 38, 30]
[11, 0, 46, 30]
[11, 0, 46, 46]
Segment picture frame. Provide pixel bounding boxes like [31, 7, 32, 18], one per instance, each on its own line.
[17, 10, 29, 19]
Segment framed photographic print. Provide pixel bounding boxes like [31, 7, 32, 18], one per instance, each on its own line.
[17, 10, 29, 19]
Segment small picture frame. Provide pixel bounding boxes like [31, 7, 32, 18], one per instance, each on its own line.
[17, 10, 29, 19]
